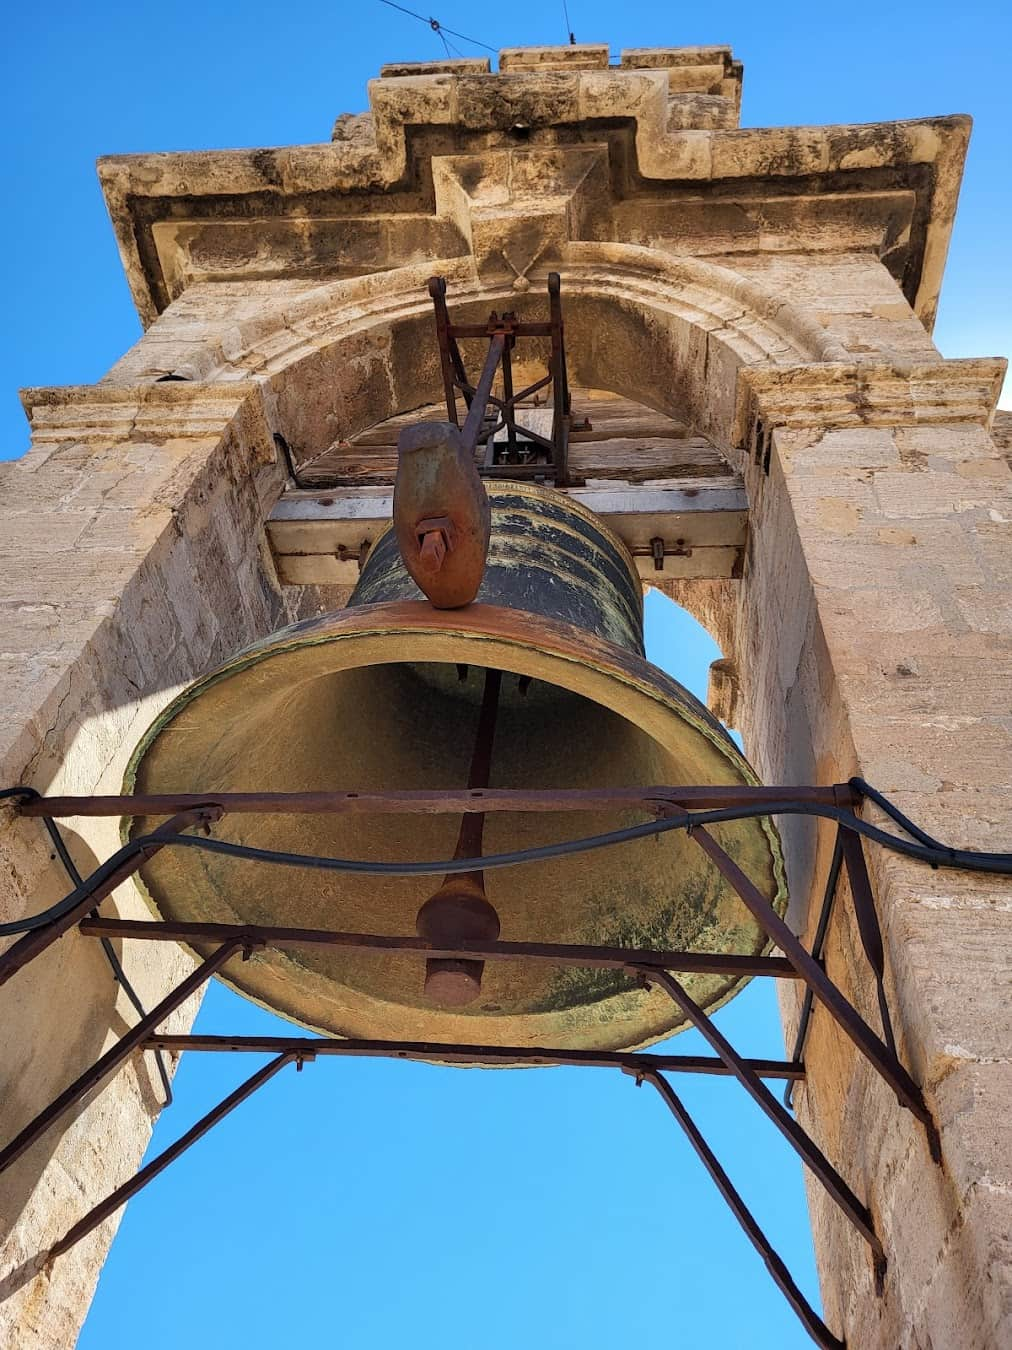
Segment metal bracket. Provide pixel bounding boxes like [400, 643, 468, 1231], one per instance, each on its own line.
[428, 274, 571, 484]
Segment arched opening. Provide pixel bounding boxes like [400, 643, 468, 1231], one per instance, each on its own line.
[187, 245, 842, 475]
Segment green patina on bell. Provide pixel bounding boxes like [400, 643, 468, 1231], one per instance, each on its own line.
[124, 482, 786, 1053]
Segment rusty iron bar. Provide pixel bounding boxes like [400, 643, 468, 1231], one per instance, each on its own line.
[78, 917, 801, 980]
[689, 825, 941, 1162]
[454, 668, 502, 866]
[17, 783, 850, 819]
[500, 326, 519, 459]
[484, 461, 560, 479]
[47, 1051, 301, 1263]
[547, 271, 570, 484]
[0, 940, 250, 1177]
[0, 806, 222, 989]
[638, 967, 885, 1283]
[144, 1034, 805, 1079]
[640, 1071, 845, 1350]
[785, 828, 845, 1109]
[447, 322, 554, 339]
[448, 352, 471, 418]
[428, 276, 462, 426]
[839, 827, 898, 1059]
[461, 334, 506, 453]
[417, 666, 504, 1002]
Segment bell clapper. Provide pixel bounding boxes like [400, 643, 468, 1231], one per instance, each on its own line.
[415, 667, 503, 1006]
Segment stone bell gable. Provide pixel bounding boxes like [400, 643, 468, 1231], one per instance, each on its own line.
[100, 43, 962, 333]
[1, 43, 1009, 1350]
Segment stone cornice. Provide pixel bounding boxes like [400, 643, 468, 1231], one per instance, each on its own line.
[96, 47, 968, 335]
[735, 357, 1007, 443]
[19, 380, 264, 444]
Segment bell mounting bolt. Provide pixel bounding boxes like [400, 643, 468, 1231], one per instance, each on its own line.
[393, 421, 491, 608]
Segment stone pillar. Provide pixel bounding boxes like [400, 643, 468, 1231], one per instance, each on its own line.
[732, 357, 1012, 1346]
[0, 382, 327, 1347]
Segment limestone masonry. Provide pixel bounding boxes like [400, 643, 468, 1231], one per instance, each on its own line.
[1, 44, 1009, 1348]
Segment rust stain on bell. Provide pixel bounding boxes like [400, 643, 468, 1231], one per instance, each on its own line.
[123, 482, 787, 1055]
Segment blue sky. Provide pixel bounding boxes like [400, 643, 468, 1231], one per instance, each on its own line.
[3, 3, 1009, 1345]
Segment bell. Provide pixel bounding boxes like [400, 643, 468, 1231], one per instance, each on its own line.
[123, 481, 786, 1053]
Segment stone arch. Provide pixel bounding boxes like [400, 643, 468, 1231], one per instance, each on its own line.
[133, 244, 845, 474]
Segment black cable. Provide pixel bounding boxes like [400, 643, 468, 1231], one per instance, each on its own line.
[849, 777, 946, 850]
[376, 0, 496, 55]
[156, 804, 1012, 876]
[2, 788, 173, 1105]
[3, 793, 1011, 944]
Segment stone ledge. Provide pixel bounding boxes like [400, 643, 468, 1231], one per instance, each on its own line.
[499, 45, 610, 72]
[21, 380, 259, 412]
[735, 357, 1008, 442]
[18, 380, 264, 443]
[621, 45, 736, 69]
[380, 58, 491, 78]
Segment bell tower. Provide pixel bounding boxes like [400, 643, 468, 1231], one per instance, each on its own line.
[1, 44, 1009, 1349]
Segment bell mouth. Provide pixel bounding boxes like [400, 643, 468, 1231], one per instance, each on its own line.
[123, 601, 787, 1055]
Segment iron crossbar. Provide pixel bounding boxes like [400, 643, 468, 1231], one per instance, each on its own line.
[0, 781, 954, 1350]
[16, 783, 849, 817]
[78, 917, 801, 980]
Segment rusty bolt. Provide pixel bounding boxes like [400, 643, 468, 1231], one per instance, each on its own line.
[418, 530, 447, 573]
[415, 515, 458, 575]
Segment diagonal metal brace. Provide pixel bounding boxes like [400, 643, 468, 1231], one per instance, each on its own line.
[46, 1051, 303, 1262]
[688, 825, 941, 1162]
[785, 828, 845, 1108]
[634, 966, 886, 1290]
[638, 1069, 845, 1350]
[0, 940, 251, 1177]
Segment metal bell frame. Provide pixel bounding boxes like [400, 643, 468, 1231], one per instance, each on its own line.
[1, 776, 967, 1350]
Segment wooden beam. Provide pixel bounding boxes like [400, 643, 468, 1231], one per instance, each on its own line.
[267, 481, 748, 584]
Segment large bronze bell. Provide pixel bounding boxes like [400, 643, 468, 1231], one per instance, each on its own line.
[124, 476, 786, 1053]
